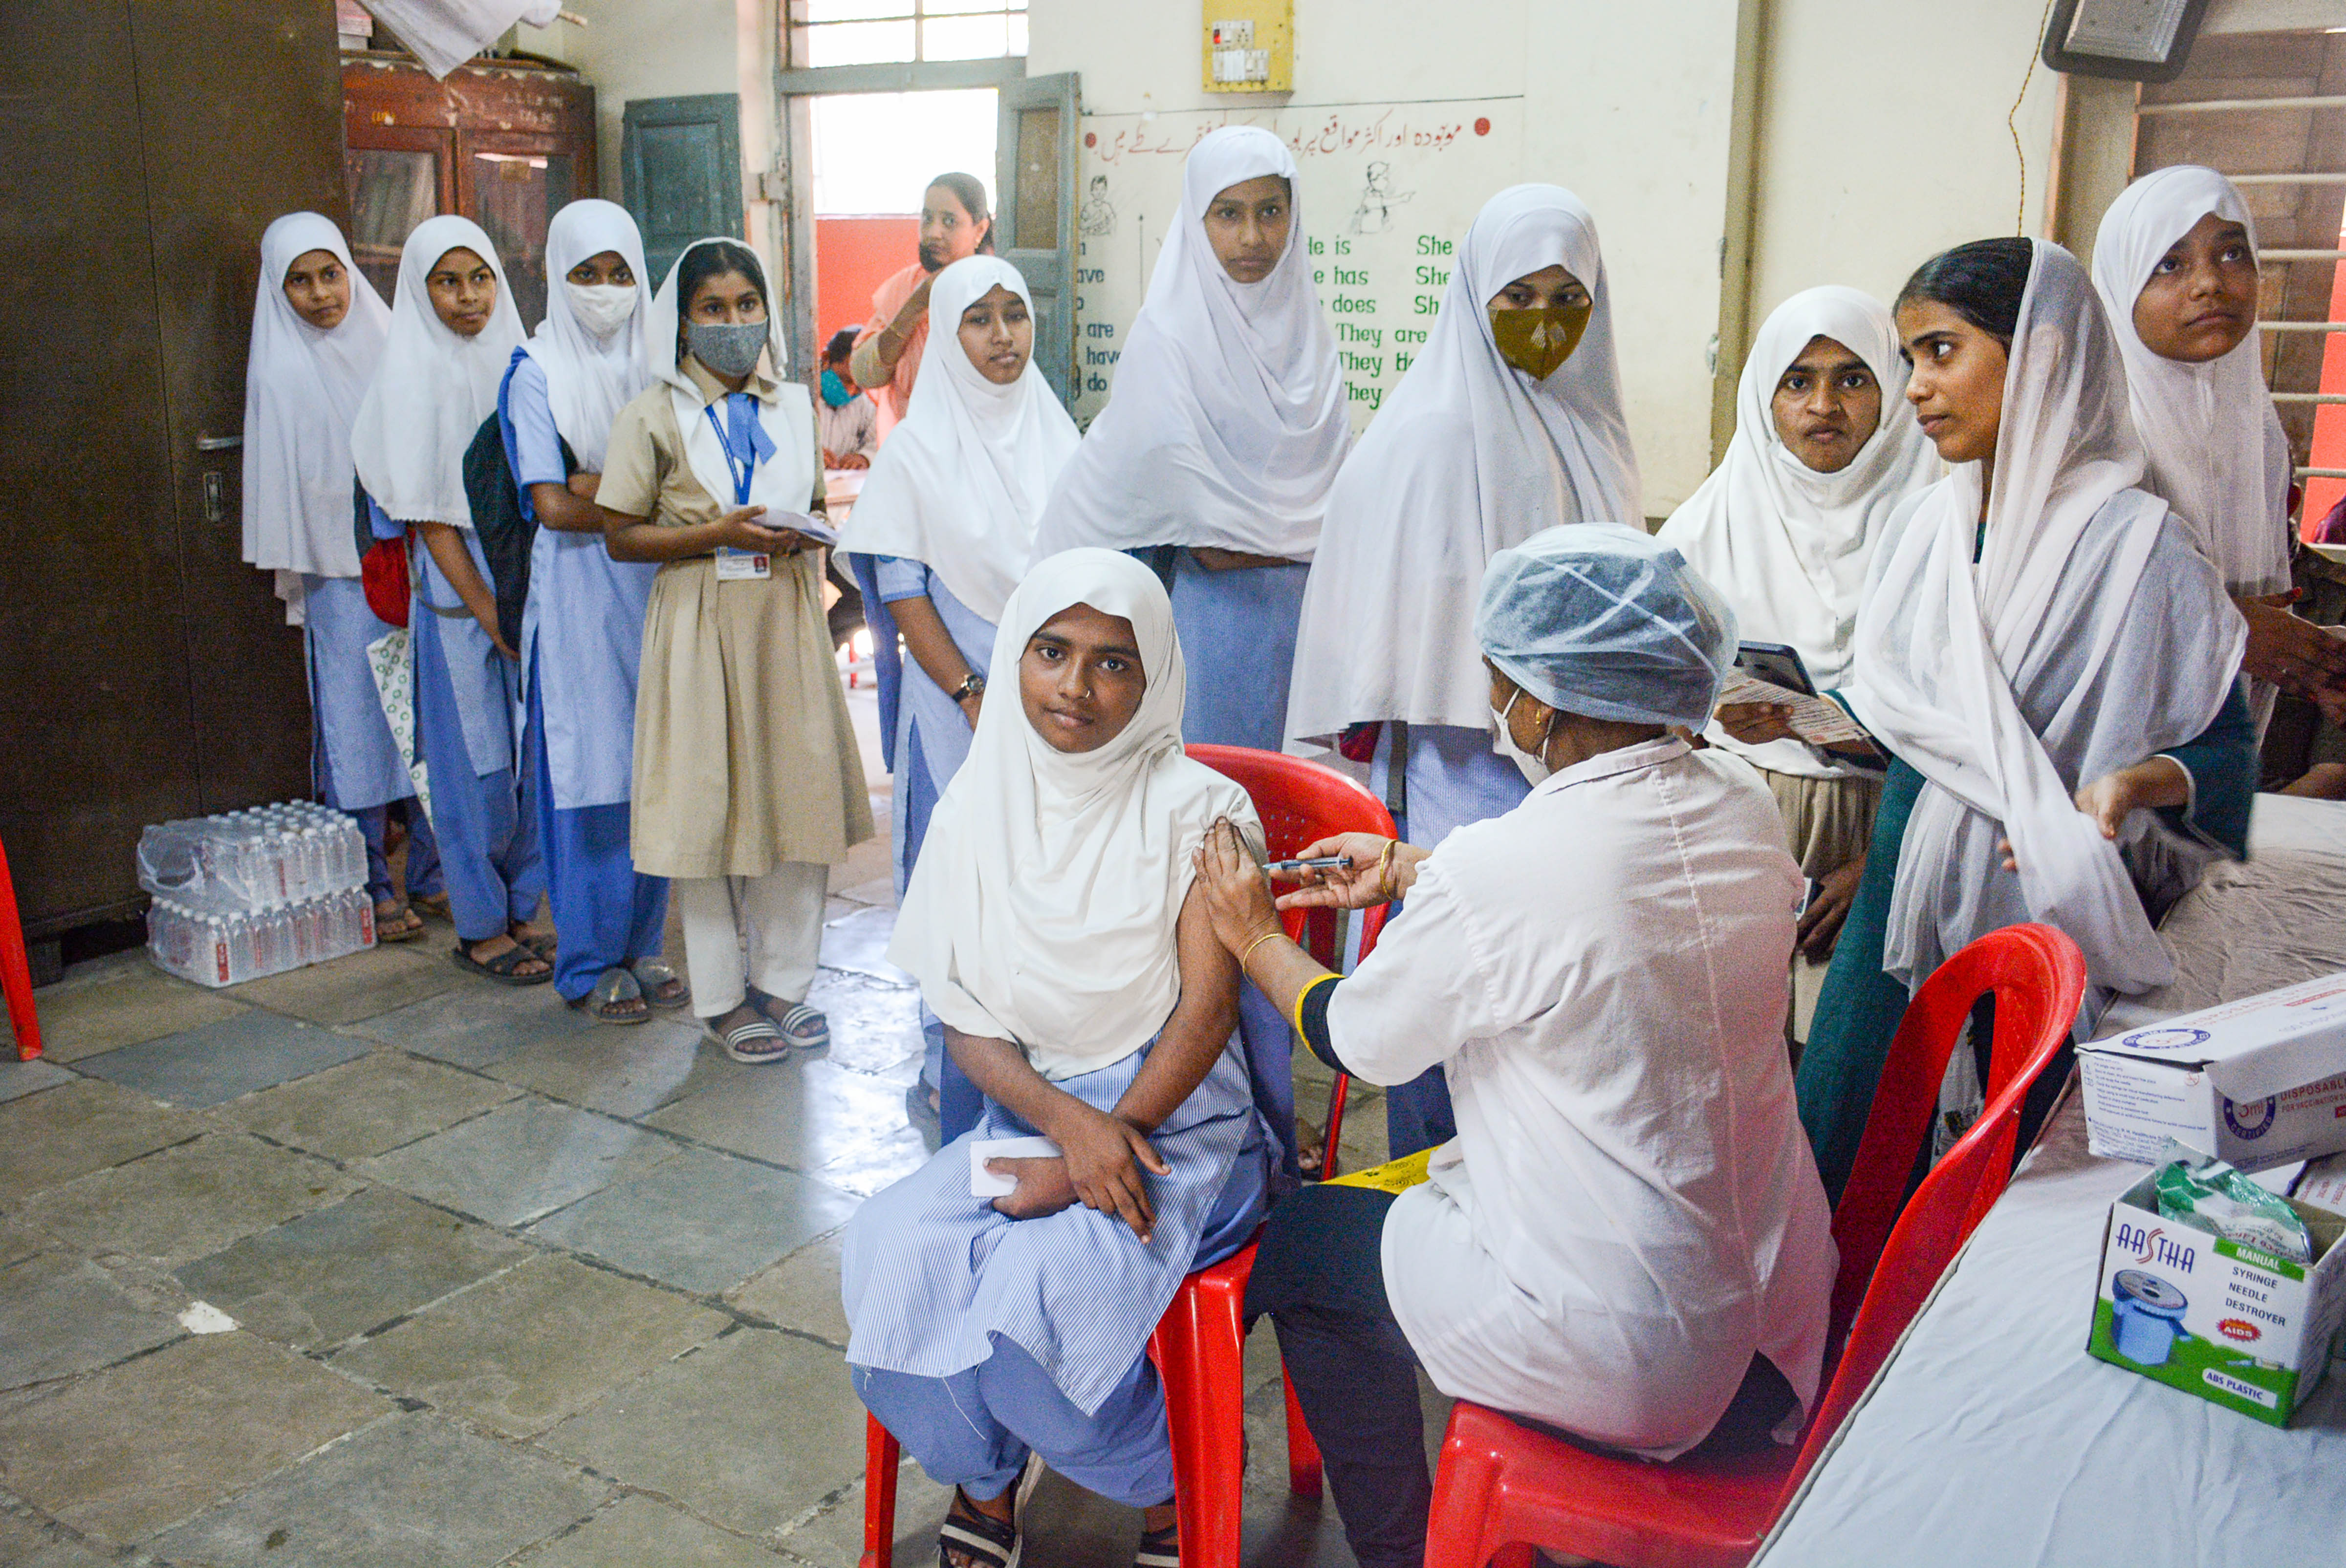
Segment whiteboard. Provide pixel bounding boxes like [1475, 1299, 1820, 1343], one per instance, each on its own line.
[1070, 97, 1525, 430]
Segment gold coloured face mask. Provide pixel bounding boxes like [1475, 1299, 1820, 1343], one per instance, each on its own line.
[1488, 300, 1592, 381]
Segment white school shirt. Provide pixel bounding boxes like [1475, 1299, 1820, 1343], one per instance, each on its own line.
[1328, 737, 1838, 1459]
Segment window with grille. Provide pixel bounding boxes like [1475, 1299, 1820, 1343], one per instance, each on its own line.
[789, 0, 1028, 67]
[2134, 27, 2346, 530]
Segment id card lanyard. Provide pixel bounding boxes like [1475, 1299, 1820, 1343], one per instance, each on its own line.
[705, 398, 770, 581]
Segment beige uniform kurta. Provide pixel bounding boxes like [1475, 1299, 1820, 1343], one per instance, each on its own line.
[599, 359, 873, 881]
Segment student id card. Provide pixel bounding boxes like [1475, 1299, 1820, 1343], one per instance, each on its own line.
[970, 1136, 1062, 1197]
[715, 547, 771, 581]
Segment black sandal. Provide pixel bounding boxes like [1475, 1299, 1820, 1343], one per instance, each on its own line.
[938, 1486, 1021, 1568]
[1134, 1518, 1179, 1568]
[451, 940, 552, 986]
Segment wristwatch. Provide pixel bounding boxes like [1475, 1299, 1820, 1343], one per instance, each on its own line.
[953, 672, 987, 702]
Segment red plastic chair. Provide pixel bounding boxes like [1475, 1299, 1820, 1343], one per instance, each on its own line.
[861, 748, 1397, 1568]
[1185, 743, 1395, 1178]
[1422, 922, 2087, 1568]
[0, 832, 42, 1061]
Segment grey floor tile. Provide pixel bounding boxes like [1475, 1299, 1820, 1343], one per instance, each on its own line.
[72, 1010, 369, 1110]
[521, 1495, 786, 1567]
[1, 958, 247, 1064]
[355, 1096, 689, 1227]
[176, 1187, 532, 1352]
[485, 1015, 704, 1118]
[528, 1146, 860, 1296]
[817, 905, 912, 986]
[810, 1122, 932, 1199]
[344, 982, 593, 1069]
[210, 1049, 520, 1160]
[541, 1328, 869, 1537]
[0, 1332, 388, 1546]
[807, 969, 925, 1079]
[226, 940, 464, 1026]
[0, 1078, 202, 1197]
[776, 1460, 951, 1568]
[332, 1254, 723, 1438]
[645, 1054, 913, 1173]
[18, 1133, 359, 1271]
[0, 1057, 74, 1103]
[150, 1411, 606, 1568]
[724, 1230, 849, 1346]
[0, 1213, 47, 1266]
[0, 1252, 181, 1389]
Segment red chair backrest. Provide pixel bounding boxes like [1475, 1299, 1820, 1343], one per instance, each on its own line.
[1185, 744, 1396, 968]
[1784, 922, 2086, 1493]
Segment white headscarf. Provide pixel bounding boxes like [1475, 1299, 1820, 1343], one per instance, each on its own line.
[2091, 164, 2293, 599]
[1032, 127, 1349, 560]
[1656, 286, 1940, 776]
[888, 548, 1260, 1081]
[241, 213, 391, 580]
[642, 238, 814, 516]
[840, 257, 1080, 621]
[1283, 184, 1643, 744]
[349, 214, 525, 526]
[1846, 240, 2243, 997]
[525, 198, 652, 470]
[647, 237, 788, 397]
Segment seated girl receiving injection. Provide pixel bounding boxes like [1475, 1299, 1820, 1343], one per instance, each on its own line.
[843, 548, 1274, 1568]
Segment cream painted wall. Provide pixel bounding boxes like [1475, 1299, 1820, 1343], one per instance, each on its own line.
[1745, 0, 2064, 336]
[518, 0, 740, 208]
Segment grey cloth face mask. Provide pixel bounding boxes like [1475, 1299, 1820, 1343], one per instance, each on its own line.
[687, 320, 767, 378]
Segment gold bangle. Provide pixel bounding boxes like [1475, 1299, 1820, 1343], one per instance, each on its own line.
[1238, 925, 1286, 977]
[1376, 839, 1398, 900]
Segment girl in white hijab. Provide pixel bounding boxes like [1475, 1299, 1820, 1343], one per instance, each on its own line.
[1658, 286, 1939, 1035]
[1284, 183, 1641, 1158]
[350, 215, 545, 984]
[1034, 126, 1349, 755]
[241, 212, 436, 942]
[843, 549, 1269, 1568]
[1799, 238, 2256, 1204]
[2091, 164, 2346, 733]
[501, 199, 675, 1022]
[839, 256, 1080, 1135]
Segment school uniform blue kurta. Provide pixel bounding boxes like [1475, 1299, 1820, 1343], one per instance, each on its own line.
[410, 522, 546, 944]
[503, 353, 668, 998]
[301, 572, 442, 904]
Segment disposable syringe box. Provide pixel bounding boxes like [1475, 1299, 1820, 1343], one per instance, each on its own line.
[2077, 972, 2346, 1173]
[2085, 1169, 2346, 1427]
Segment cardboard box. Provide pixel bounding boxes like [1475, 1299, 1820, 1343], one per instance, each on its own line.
[2087, 1171, 2346, 1425]
[2078, 972, 2346, 1171]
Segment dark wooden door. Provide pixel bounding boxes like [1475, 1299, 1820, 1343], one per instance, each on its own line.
[624, 94, 745, 288]
[996, 73, 1080, 406]
[0, 0, 340, 936]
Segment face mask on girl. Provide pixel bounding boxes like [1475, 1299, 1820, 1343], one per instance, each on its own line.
[1490, 686, 1554, 786]
[565, 282, 637, 339]
[688, 320, 768, 378]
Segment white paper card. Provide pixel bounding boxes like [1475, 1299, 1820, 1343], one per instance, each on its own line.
[1715, 674, 1873, 746]
[970, 1136, 1062, 1197]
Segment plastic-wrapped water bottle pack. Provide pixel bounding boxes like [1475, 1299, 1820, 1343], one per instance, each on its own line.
[139, 801, 377, 987]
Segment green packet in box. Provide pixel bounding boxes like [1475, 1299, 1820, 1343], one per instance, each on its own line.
[2087, 1156, 2346, 1426]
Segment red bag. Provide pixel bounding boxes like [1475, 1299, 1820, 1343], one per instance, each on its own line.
[362, 531, 411, 628]
[1337, 721, 1382, 765]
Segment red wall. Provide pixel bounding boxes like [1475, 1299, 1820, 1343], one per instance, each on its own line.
[816, 215, 921, 354]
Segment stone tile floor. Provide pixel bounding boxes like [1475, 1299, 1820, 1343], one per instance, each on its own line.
[0, 691, 1428, 1567]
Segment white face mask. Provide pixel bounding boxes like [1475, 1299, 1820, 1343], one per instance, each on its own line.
[1490, 687, 1554, 786]
[565, 281, 637, 340]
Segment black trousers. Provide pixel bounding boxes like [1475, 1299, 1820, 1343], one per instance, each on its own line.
[1247, 1184, 1429, 1568]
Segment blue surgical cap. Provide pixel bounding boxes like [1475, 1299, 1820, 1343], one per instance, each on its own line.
[1474, 525, 1738, 730]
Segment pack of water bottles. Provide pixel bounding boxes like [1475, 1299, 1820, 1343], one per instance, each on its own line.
[139, 801, 377, 987]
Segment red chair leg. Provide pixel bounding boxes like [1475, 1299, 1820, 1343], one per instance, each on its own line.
[1425, 1418, 1509, 1568]
[861, 1413, 901, 1568]
[0, 835, 40, 1063]
[1149, 1276, 1252, 1568]
[1282, 1366, 1322, 1497]
[1322, 1073, 1350, 1179]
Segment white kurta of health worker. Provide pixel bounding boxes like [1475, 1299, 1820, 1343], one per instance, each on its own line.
[1328, 528, 1837, 1458]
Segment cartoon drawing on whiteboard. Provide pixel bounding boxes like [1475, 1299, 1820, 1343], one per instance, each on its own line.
[1080, 174, 1117, 237]
[1349, 161, 1413, 234]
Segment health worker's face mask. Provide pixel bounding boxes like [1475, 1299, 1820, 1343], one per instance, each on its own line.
[565, 282, 637, 340]
[687, 319, 768, 378]
[1490, 687, 1554, 786]
[821, 367, 856, 408]
[1488, 300, 1591, 382]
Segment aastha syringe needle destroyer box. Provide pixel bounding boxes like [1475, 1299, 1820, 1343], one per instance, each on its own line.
[2077, 973, 2346, 1173]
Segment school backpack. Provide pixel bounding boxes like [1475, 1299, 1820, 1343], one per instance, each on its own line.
[460, 354, 576, 654]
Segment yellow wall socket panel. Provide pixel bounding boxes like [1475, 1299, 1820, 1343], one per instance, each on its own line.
[1203, 1, 1293, 93]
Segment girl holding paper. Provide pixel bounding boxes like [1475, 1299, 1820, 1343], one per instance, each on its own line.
[1657, 287, 1938, 1035]
[1796, 238, 2257, 1204]
[843, 550, 1272, 1568]
[597, 238, 872, 1063]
